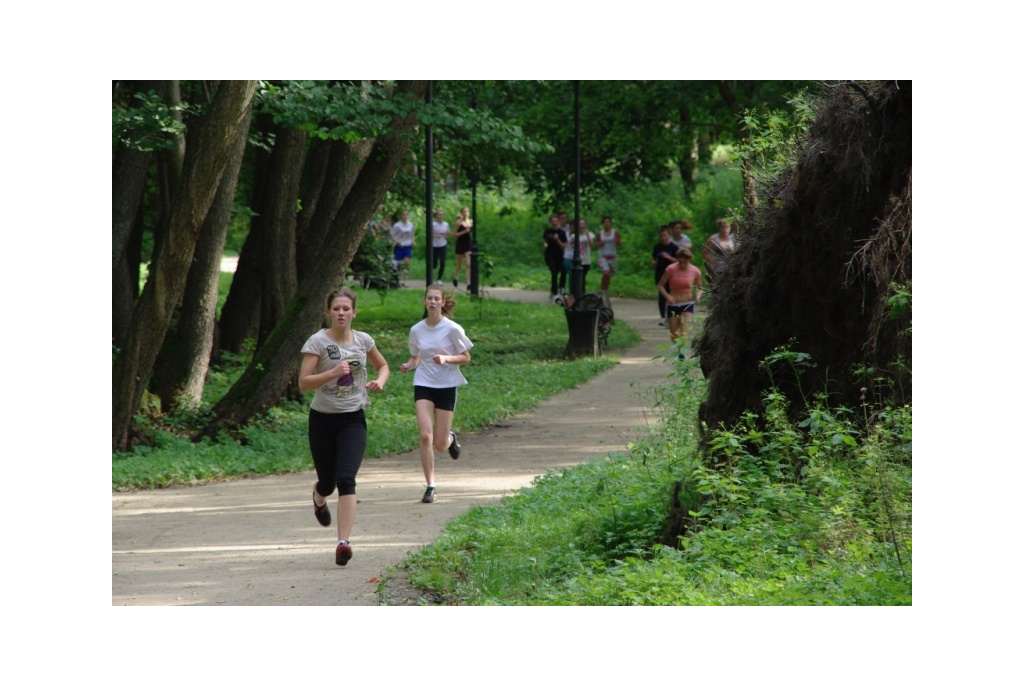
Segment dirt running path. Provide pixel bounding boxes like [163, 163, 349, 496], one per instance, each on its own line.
[112, 284, 679, 605]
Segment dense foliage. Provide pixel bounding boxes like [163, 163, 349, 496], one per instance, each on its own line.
[386, 350, 911, 605]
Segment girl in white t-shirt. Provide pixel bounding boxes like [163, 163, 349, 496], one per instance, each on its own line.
[596, 215, 622, 299]
[431, 209, 451, 284]
[562, 218, 596, 294]
[399, 284, 473, 503]
[300, 287, 391, 566]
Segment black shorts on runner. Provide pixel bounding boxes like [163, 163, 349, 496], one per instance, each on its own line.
[414, 385, 459, 412]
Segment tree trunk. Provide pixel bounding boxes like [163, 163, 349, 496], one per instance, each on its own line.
[217, 220, 263, 353]
[676, 104, 698, 187]
[218, 113, 277, 353]
[149, 108, 253, 410]
[295, 137, 332, 251]
[296, 138, 373, 281]
[112, 80, 257, 452]
[163, 80, 185, 187]
[257, 126, 307, 345]
[112, 144, 152, 348]
[145, 81, 181, 272]
[206, 80, 428, 435]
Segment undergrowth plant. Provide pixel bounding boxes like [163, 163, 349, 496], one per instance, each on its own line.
[387, 344, 911, 606]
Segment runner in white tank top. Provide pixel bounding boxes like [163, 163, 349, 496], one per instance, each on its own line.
[596, 215, 622, 303]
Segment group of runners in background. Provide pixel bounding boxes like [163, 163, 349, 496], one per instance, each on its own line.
[545, 213, 739, 357]
[369, 208, 473, 288]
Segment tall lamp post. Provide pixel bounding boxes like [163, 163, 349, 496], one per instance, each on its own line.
[570, 80, 584, 301]
[424, 80, 434, 286]
[469, 92, 480, 296]
[562, 80, 598, 358]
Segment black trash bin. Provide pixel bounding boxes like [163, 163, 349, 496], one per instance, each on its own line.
[564, 308, 599, 358]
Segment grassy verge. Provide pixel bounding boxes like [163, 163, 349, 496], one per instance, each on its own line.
[113, 289, 640, 491]
[383, 360, 912, 606]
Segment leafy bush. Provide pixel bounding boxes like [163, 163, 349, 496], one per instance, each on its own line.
[391, 356, 912, 606]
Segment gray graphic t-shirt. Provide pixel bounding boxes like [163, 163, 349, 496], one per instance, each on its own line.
[301, 329, 376, 413]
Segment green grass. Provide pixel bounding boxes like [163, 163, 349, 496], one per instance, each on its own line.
[113, 289, 640, 490]
[385, 363, 912, 606]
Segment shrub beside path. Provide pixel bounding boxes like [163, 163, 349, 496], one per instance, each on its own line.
[112, 284, 679, 606]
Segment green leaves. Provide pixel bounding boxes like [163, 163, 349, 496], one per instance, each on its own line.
[112, 90, 189, 151]
[256, 80, 400, 141]
[735, 90, 813, 191]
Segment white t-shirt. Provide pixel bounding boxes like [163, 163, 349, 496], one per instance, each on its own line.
[391, 221, 415, 246]
[301, 329, 376, 413]
[599, 228, 618, 258]
[563, 231, 595, 264]
[409, 317, 474, 388]
[432, 221, 450, 248]
[670, 234, 692, 251]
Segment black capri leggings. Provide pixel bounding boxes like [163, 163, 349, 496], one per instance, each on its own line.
[309, 408, 367, 497]
[546, 252, 565, 294]
[432, 245, 447, 280]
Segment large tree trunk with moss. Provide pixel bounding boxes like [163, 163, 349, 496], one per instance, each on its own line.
[217, 113, 275, 353]
[675, 103, 699, 187]
[296, 137, 374, 281]
[112, 144, 152, 348]
[294, 138, 332, 267]
[206, 80, 428, 435]
[113, 80, 170, 348]
[256, 126, 307, 346]
[112, 80, 258, 452]
[149, 109, 252, 410]
[663, 80, 912, 545]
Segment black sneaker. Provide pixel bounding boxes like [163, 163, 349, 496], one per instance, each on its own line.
[313, 490, 331, 527]
[453, 278, 458, 287]
[421, 486, 437, 503]
[335, 542, 353, 566]
[448, 430, 461, 460]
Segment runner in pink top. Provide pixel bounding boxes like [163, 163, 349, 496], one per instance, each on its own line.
[656, 246, 702, 358]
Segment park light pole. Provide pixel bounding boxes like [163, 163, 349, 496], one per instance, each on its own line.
[570, 80, 584, 301]
[562, 80, 598, 358]
[469, 92, 480, 296]
[424, 80, 434, 286]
